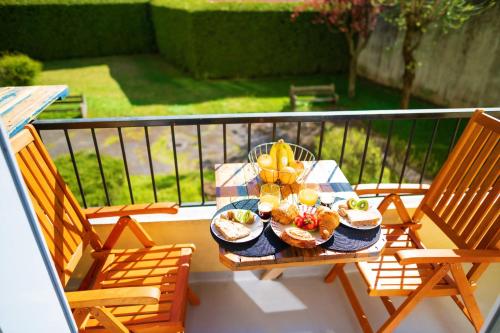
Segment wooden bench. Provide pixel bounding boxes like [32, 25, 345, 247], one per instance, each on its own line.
[290, 84, 339, 111]
[45, 94, 87, 118]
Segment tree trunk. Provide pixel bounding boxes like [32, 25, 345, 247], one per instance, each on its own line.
[400, 27, 422, 109]
[348, 54, 358, 98]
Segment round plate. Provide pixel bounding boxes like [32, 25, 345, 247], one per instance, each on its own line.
[270, 205, 334, 247]
[211, 209, 264, 243]
[332, 200, 382, 230]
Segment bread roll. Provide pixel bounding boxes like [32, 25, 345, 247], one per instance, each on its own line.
[280, 227, 316, 248]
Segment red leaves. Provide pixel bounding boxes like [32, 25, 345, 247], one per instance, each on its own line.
[293, 0, 382, 37]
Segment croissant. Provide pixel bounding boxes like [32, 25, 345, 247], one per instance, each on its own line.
[271, 201, 299, 225]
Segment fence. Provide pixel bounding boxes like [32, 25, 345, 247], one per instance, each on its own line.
[33, 108, 500, 208]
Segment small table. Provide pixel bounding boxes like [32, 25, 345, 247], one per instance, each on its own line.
[214, 160, 386, 280]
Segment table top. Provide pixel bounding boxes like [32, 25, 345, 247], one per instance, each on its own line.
[214, 160, 386, 271]
[0, 85, 68, 137]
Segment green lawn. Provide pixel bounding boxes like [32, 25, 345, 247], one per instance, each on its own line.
[38, 54, 458, 206]
[37, 54, 434, 118]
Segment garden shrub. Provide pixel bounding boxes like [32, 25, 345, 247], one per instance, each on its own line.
[0, 0, 155, 60]
[151, 0, 349, 78]
[0, 53, 42, 86]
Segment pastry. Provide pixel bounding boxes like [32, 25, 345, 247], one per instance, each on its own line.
[316, 207, 340, 239]
[271, 201, 299, 225]
[346, 209, 380, 227]
[214, 218, 251, 240]
[281, 227, 316, 248]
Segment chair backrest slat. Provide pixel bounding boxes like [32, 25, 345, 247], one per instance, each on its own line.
[417, 110, 499, 251]
[447, 146, 499, 233]
[16, 155, 82, 250]
[23, 143, 86, 235]
[11, 125, 102, 287]
[30, 192, 71, 283]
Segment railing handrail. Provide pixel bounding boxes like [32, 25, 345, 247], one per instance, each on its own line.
[32, 108, 500, 208]
[33, 108, 500, 129]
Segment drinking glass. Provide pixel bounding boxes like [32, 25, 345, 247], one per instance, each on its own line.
[298, 183, 319, 206]
[258, 184, 281, 220]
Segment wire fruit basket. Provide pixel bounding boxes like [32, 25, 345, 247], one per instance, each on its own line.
[248, 141, 316, 185]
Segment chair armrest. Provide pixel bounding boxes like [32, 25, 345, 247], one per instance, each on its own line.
[84, 202, 178, 219]
[66, 287, 160, 308]
[354, 183, 430, 196]
[395, 249, 500, 265]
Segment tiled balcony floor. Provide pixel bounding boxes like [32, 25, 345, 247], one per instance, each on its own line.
[186, 265, 499, 333]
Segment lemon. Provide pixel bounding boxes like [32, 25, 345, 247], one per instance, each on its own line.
[260, 169, 278, 183]
[279, 166, 297, 184]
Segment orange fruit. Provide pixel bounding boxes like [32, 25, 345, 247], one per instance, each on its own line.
[257, 154, 276, 170]
[279, 166, 297, 185]
[260, 169, 279, 183]
[291, 160, 304, 175]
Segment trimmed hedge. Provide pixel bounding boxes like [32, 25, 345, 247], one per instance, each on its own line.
[151, 0, 349, 78]
[0, 0, 156, 60]
[0, 0, 349, 77]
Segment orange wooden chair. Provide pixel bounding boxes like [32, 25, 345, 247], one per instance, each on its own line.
[11, 125, 200, 333]
[325, 110, 500, 333]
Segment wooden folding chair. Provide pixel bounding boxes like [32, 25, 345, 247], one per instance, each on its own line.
[10, 125, 200, 333]
[325, 110, 500, 333]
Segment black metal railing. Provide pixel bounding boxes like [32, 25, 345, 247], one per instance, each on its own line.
[33, 108, 500, 208]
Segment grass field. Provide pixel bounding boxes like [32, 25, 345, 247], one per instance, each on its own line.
[38, 54, 460, 206]
[37, 54, 435, 118]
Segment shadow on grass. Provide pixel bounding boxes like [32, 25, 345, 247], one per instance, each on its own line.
[42, 53, 437, 111]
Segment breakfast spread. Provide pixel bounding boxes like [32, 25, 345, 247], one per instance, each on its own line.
[212, 209, 263, 242]
[214, 218, 251, 241]
[335, 197, 381, 228]
[270, 201, 341, 247]
[280, 227, 316, 248]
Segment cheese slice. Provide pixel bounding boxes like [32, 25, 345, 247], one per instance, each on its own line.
[214, 218, 251, 241]
[346, 209, 380, 227]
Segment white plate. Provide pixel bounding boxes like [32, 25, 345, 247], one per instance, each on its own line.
[332, 200, 382, 230]
[211, 209, 264, 243]
[270, 205, 334, 247]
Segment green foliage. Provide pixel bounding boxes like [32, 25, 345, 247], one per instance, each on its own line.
[151, 0, 349, 78]
[319, 124, 397, 184]
[0, 0, 155, 60]
[1, 0, 349, 75]
[383, 0, 494, 32]
[0, 53, 42, 85]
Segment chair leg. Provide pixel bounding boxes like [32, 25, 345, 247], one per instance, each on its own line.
[450, 264, 484, 332]
[377, 264, 450, 333]
[337, 267, 374, 333]
[450, 295, 474, 325]
[380, 297, 396, 315]
[187, 286, 200, 306]
[324, 263, 345, 283]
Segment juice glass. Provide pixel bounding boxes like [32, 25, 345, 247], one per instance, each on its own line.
[259, 184, 281, 220]
[298, 183, 319, 206]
